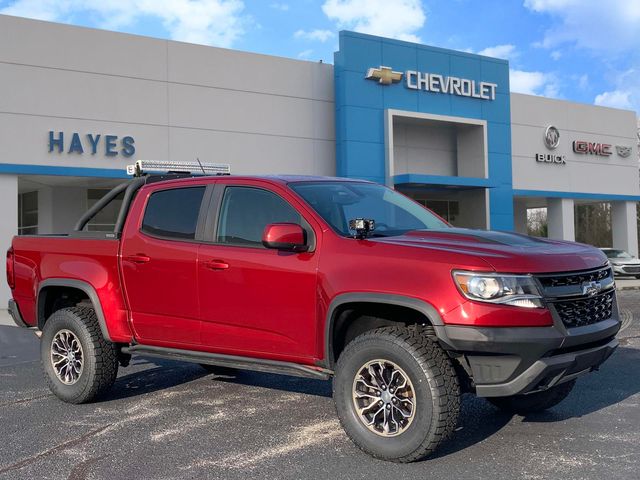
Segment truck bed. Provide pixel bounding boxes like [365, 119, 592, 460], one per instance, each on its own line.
[10, 235, 131, 341]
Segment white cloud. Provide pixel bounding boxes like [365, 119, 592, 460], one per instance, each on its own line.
[477, 44, 517, 60]
[0, 0, 247, 47]
[550, 50, 561, 60]
[321, 0, 425, 43]
[510, 69, 559, 97]
[577, 74, 589, 90]
[594, 90, 633, 110]
[297, 49, 314, 59]
[524, 0, 640, 55]
[270, 2, 289, 11]
[294, 29, 335, 42]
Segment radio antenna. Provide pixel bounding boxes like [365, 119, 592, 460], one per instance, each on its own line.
[196, 157, 206, 175]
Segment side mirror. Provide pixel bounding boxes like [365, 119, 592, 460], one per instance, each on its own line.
[262, 223, 308, 252]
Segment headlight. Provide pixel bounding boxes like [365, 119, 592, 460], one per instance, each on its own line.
[453, 271, 544, 308]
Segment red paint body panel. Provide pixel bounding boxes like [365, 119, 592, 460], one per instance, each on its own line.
[7, 175, 609, 366]
[9, 236, 131, 342]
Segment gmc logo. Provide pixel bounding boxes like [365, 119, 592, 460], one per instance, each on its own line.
[573, 140, 612, 156]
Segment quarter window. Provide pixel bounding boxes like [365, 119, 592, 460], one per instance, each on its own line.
[142, 187, 205, 240]
[216, 187, 301, 247]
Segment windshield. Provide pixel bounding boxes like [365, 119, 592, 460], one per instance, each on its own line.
[604, 249, 632, 259]
[290, 181, 449, 237]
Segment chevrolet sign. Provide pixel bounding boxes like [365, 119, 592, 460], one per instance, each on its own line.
[365, 65, 498, 101]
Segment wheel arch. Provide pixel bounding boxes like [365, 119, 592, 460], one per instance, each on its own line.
[37, 278, 112, 342]
[323, 293, 444, 369]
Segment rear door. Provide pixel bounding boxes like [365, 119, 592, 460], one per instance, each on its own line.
[197, 181, 321, 361]
[120, 183, 210, 347]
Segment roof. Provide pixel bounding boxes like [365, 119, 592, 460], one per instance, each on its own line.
[143, 173, 372, 187]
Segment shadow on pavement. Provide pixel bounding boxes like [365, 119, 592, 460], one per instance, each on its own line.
[520, 346, 640, 422]
[101, 345, 638, 460]
[433, 346, 640, 460]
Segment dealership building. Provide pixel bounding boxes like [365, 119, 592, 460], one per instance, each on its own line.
[1, 14, 639, 305]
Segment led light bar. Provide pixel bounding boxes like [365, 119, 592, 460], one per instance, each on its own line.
[126, 160, 231, 177]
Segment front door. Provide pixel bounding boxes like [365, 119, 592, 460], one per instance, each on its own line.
[198, 183, 320, 362]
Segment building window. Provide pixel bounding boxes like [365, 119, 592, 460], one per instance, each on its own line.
[18, 191, 38, 235]
[86, 189, 125, 232]
[416, 199, 459, 224]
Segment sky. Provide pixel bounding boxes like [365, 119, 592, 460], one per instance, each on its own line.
[1, 0, 639, 117]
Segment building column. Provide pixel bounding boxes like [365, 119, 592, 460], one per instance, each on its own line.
[611, 201, 638, 257]
[0, 175, 18, 307]
[547, 198, 575, 241]
[37, 186, 55, 234]
[513, 199, 528, 234]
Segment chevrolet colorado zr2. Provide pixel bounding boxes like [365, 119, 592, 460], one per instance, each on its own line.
[6, 160, 620, 463]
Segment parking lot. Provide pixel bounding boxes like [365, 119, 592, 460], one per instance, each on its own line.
[0, 289, 638, 480]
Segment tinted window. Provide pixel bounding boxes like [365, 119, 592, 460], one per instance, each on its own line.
[142, 187, 205, 239]
[217, 187, 301, 246]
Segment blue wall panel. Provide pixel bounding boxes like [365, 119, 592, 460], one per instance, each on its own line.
[335, 31, 515, 230]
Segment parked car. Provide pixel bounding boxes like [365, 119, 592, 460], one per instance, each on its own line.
[600, 248, 640, 278]
[6, 161, 620, 463]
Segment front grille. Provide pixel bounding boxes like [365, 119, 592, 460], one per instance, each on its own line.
[621, 265, 640, 273]
[552, 290, 615, 328]
[537, 266, 611, 288]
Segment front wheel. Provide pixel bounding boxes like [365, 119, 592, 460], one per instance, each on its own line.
[333, 326, 460, 463]
[487, 380, 576, 414]
[41, 306, 118, 404]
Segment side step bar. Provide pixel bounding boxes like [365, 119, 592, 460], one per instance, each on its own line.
[122, 344, 333, 380]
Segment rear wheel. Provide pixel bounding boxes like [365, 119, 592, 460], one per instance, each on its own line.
[487, 380, 576, 414]
[333, 326, 460, 463]
[41, 306, 118, 404]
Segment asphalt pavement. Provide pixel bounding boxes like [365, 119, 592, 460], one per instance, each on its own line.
[1, 291, 639, 480]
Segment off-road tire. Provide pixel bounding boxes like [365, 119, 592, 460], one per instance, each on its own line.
[333, 326, 460, 463]
[487, 379, 576, 414]
[41, 306, 118, 404]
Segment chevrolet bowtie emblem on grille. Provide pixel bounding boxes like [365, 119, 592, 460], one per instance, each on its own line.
[582, 281, 602, 297]
[365, 66, 403, 85]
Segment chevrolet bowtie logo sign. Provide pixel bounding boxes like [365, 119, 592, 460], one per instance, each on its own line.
[365, 66, 403, 85]
[364, 65, 499, 100]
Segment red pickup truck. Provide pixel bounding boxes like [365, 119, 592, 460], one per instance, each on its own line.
[6, 161, 620, 462]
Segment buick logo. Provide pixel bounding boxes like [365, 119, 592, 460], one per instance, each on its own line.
[582, 281, 602, 297]
[544, 125, 560, 150]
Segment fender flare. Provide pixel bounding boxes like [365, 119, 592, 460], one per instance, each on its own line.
[323, 293, 444, 368]
[37, 278, 112, 342]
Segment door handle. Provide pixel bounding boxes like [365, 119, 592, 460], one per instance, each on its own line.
[124, 254, 151, 264]
[203, 260, 229, 270]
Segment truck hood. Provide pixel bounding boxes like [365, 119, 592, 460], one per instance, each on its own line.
[372, 228, 607, 273]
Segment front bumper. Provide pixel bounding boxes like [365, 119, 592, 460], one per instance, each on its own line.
[8, 299, 28, 328]
[435, 305, 620, 397]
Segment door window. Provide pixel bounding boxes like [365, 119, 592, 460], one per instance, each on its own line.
[141, 187, 206, 240]
[216, 187, 301, 247]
